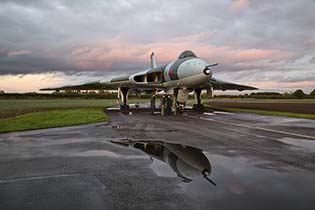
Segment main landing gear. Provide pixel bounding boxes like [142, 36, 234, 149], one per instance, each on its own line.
[123, 88, 206, 115]
[192, 88, 204, 113]
[119, 87, 130, 114]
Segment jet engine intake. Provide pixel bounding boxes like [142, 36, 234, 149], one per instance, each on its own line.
[133, 72, 163, 83]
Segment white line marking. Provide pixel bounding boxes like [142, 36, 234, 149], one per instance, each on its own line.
[0, 174, 82, 184]
[197, 116, 315, 140]
[213, 111, 235, 115]
[204, 112, 215, 116]
[106, 107, 120, 111]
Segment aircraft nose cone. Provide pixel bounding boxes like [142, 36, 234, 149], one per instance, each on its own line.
[203, 63, 218, 77]
[202, 169, 210, 176]
[203, 68, 211, 76]
[203, 67, 212, 78]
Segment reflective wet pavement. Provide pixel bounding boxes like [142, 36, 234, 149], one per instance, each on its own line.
[110, 139, 315, 209]
[0, 110, 315, 210]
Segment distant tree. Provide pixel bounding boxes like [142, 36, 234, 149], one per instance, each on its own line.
[64, 90, 73, 94]
[0, 90, 5, 94]
[98, 90, 105, 94]
[250, 92, 280, 96]
[293, 89, 305, 98]
[88, 90, 96, 94]
[310, 89, 315, 96]
[52, 90, 60, 94]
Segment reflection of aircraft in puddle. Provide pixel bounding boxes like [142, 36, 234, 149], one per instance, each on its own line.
[111, 139, 216, 186]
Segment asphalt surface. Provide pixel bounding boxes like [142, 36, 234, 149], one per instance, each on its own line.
[206, 101, 315, 114]
[0, 107, 315, 210]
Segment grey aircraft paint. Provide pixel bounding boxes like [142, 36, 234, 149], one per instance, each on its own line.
[168, 57, 194, 81]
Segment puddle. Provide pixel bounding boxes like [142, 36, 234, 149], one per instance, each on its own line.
[150, 159, 177, 177]
[277, 137, 315, 151]
[178, 154, 315, 209]
[111, 139, 216, 185]
[111, 139, 315, 209]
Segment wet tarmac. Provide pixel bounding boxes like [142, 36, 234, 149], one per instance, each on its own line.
[0, 108, 315, 210]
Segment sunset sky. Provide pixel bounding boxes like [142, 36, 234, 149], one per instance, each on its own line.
[0, 0, 314, 93]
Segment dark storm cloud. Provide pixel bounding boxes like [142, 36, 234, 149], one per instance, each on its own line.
[0, 0, 314, 91]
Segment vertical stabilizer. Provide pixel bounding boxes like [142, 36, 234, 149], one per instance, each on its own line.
[150, 52, 157, 69]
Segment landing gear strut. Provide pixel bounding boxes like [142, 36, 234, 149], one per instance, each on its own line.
[150, 95, 156, 114]
[175, 88, 188, 114]
[193, 88, 204, 113]
[176, 102, 185, 114]
[120, 87, 130, 114]
[161, 95, 173, 116]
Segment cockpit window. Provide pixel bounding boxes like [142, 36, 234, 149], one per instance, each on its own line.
[178, 50, 197, 59]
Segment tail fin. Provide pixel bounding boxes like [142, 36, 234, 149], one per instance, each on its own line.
[150, 52, 157, 69]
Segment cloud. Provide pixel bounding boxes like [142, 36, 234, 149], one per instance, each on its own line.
[256, 3, 274, 12]
[68, 33, 292, 74]
[0, 0, 314, 92]
[230, 0, 250, 11]
[71, 47, 90, 56]
[8, 50, 32, 57]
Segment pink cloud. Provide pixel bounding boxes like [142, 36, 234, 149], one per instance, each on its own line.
[8, 50, 32, 57]
[254, 81, 315, 89]
[70, 33, 292, 71]
[256, 3, 274, 12]
[230, 0, 250, 12]
[71, 47, 90, 56]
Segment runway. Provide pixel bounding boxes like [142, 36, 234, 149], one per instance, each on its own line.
[0, 109, 315, 210]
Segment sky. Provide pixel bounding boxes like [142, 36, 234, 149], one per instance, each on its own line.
[0, 0, 314, 93]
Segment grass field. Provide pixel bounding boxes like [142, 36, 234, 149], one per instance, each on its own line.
[0, 99, 147, 133]
[203, 98, 315, 103]
[0, 98, 313, 133]
[0, 99, 118, 119]
[0, 108, 109, 133]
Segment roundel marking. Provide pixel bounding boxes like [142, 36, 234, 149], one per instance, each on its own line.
[169, 67, 173, 78]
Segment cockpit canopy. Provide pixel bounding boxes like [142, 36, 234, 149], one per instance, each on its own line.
[178, 50, 197, 59]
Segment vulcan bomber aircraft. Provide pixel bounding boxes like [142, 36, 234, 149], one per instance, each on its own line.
[41, 50, 257, 113]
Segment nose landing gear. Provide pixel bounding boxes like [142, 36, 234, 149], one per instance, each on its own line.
[177, 102, 185, 114]
[192, 88, 204, 113]
[149, 88, 206, 115]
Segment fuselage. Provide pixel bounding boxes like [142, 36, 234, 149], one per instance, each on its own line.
[129, 50, 212, 89]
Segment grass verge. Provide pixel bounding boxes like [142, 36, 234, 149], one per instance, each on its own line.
[0, 108, 109, 133]
[205, 105, 315, 120]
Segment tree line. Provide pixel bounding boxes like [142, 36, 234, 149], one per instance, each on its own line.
[0, 89, 314, 99]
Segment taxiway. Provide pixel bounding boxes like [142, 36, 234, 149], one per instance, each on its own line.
[0, 109, 315, 210]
